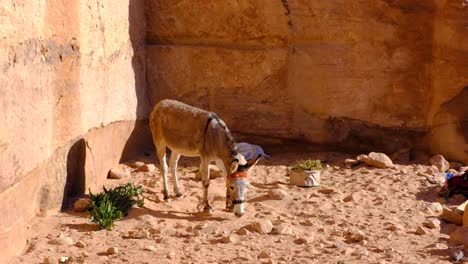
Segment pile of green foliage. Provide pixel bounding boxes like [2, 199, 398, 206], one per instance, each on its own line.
[291, 159, 322, 171]
[88, 183, 144, 230]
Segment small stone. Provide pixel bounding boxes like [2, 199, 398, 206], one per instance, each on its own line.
[268, 189, 287, 200]
[221, 234, 238, 243]
[43, 257, 51, 264]
[343, 193, 360, 202]
[125, 229, 151, 239]
[273, 223, 293, 235]
[318, 188, 335, 194]
[108, 166, 130, 179]
[344, 159, 359, 167]
[75, 241, 86, 248]
[48, 234, 73, 246]
[107, 247, 119, 255]
[252, 219, 273, 234]
[430, 155, 450, 172]
[427, 202, 443, 215]
[356, 154, 369, 162]
[415, 226, 428, 235]
[423, 219, 441, 229]
[74, 198, 92, 212]
[139, 164, 156, 172]
[258, 251, 271, 259]
[167, 251, 176, 259]
[128, 160, 145, 168]
[301, 219, 314, 226]
[58, 257, 68, 263]
[144, 245, 157, 252]
[294, 236, 311, 244]
[350, 230, 366, 242]
[237, 228, 251, 236]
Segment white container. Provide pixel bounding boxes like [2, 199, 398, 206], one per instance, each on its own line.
[290, 170, 321, 187]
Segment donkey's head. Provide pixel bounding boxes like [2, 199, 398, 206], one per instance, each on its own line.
[226, 154, 261, 217]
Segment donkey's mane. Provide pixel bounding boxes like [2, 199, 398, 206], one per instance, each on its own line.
[208, 113, 238, 156]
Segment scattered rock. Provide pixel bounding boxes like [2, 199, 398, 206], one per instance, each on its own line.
[252, 219, 273, 234]
[58, 257, 68, 263]
[125, 229, 151, 239]
[423, 219, 441, 229]
[107, 247, 119, 255]
[318, 188, 335, 194]
[361, 152, 393, 168]
[139, 163, 156, 172]
[415, 226, 428, 235]
[221, 234, 238, 243]
[237, 228, 251, 236]
[343, 192, 360, 203]
[301, 219, 314, 226]
[73, 198, 92, 212]
[430, 155, 450, 172]
[427, 202, 443, 215]
[273, 223, 293, 235]
[356, 154, 369, 162]
[128, 160, 145, 169]
[75, 241, 86, 248]
[268, 189, 287, 200]
[108, 166, 130, 179]
[144, 245, 157, 252]
[385, 222, 404, 232]
[441, 207, 463, 225]
[294, 236, 311, 244]
[344, 159, 359, 168]
[258, 251, 271, 259]
[48, 234, 73, 246]
[450, 227, 468, 247]
[349, 230, 366, 242]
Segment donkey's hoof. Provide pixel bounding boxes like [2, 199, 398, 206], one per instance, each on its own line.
[163, 196, 172, 202]
[203, 205, 213, 213]
[175, 192, 184, 199]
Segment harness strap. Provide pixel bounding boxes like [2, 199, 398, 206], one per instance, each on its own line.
[232, 199, 246, 205]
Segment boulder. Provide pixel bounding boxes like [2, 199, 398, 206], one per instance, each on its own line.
[73, 198, 92, 212]
[360, 152, 393, 168]
[108, 166, 130, 179]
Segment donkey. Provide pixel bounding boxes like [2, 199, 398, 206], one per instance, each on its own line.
[149, 99, 260, 217]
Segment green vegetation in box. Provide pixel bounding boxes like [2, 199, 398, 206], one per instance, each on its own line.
[88, 183, 144, 230]
[291, 159, 322, 171]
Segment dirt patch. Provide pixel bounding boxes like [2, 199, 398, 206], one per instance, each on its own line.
[8, 152, 467, 264]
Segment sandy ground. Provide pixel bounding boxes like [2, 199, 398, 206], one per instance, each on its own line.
[8, 151, 468, 264]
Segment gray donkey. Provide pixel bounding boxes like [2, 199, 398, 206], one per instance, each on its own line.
[149, 99, 260, 217]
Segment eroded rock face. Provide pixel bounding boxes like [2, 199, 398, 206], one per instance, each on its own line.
[145, 0, 467, 159]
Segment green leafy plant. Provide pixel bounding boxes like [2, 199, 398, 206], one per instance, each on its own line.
[88, 183, 144, 230]
[291, 159, 322, 171]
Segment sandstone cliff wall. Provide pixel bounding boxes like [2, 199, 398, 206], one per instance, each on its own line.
[0, 0, 150, 260]
[146, 0, 467, 161]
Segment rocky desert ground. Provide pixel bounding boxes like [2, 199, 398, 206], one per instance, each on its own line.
[8, 151, 468, 264]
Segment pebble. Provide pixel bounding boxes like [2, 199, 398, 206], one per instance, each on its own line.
[258, 251, 271, 259]
[429, 155, 450, 172]
[452, 251, 464, 262]
[318, 188, 335, 194]
[252, 219, 273, 234]
[107, 247, 119, 255]
[423, 219, 441, 229]
[343, 193, 360, 202]
[48, 233, 73, 246]
[427, 202, 443, 215]
[273, 223, 293, 235]
[58, 257, 68, 263]
[221, 234, 238, 243]
[349, 230, 366, 242]
[125, 229, 151, 239]
[415, 226, 428, 235]
[73, 198, 92, 212]
[75, 241, 86, 248]
[237, 228, 251, 236]
[294, 236, 311, 244]
[144, 245, 157, 252]
[108, 167, 130, 179]
[268, 189, 287, 200]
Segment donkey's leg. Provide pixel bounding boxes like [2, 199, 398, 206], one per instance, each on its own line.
[200, 158, 212, 211]
[169, 152, 183, 198]
[156, 142, 170, 200]
[215, 159, 232, 210]
[215, 159, 227, 177]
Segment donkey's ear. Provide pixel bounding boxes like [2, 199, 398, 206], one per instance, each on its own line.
[229, 159, 239, 174]
[242, 154, 261, 172]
